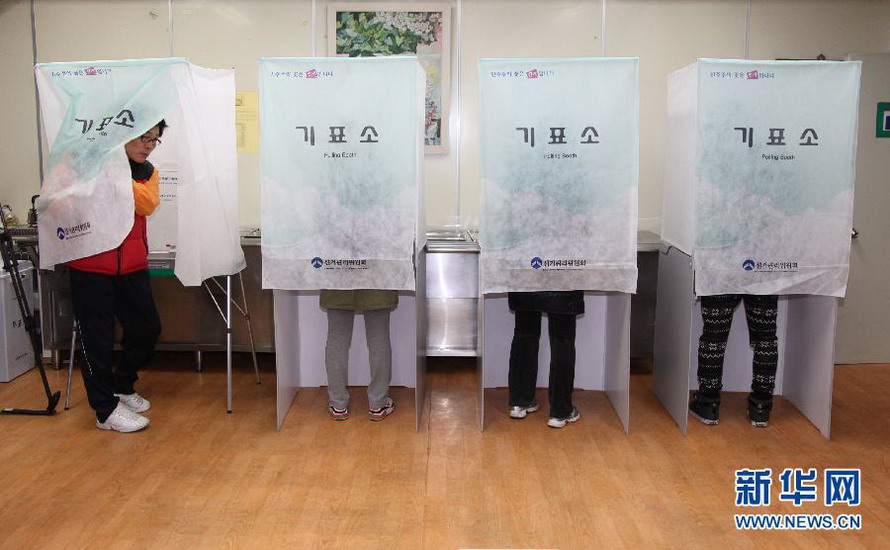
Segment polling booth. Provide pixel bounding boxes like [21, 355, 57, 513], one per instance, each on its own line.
[34, 58, 246, 409]
[654, 59, 861, 438]
[260, 57, 426, 431]
[478, 58, 639, 433]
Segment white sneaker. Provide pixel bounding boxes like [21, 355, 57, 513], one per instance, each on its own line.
[114, 392, 150, 413]
[97, 403, 149, 433]
[547, 407, 581, 428]
[509, 400, 540, 419]
[368, 397, 395, 421]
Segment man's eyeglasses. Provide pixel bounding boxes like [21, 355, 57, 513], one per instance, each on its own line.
[139, 135, 162, 146]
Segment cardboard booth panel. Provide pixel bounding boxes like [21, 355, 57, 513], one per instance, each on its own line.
[483, 293, 612, 390]
[781, 295, 837, 439]
[413, 250, 429, 431]
[274, 291, 418, 389]
[482, 292, 631, 432]
[661, 63, 698, 255]
[273, 289, 300, 430]
[603, 292, 632, 434]
[653, 246, 838, 437]
[653, 246, 696, 433]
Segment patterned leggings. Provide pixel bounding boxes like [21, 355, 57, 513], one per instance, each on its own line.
[697, 294, 779, 397]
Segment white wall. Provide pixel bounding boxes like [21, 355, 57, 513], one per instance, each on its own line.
[608, 0, 749, 233]
[0, 0, 41, 227]
[836, 54, 890, 363]
[4, 0, 889, 229]
[749, 0, 890, 59]
[173, 0, 311, 235]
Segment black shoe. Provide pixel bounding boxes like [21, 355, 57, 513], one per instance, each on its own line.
[748, 394, 772, 428]
[689, 392, 720, 425]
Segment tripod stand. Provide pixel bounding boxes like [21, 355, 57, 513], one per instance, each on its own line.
[0, 207, 60, 415]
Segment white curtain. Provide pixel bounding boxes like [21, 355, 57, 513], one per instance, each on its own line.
[171, 64, 245, 285]
[260, 57, 423, 291]
[479, 58, 639, 294]
[691, 59, 860, 297]
[35, 58, 245, 285]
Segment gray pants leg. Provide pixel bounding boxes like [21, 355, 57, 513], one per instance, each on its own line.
[325, 309, 355, 409]
[364, 309, 392, 409]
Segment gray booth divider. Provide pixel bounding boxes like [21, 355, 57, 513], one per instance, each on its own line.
[480, 292, 631, 433]
[653, 246, 837, 438]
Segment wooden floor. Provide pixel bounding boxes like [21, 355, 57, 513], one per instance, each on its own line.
[0, 354, 887, 549]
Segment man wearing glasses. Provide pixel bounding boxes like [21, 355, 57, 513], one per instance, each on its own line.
[67, 121, 166, 433]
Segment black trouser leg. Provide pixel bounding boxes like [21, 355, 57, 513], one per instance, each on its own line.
[508, 310, 542, 407]
[743, 294, 779, 397]
[547, 313, 577, 419]
[113, 269, 161, 395]
[70, 269, 119, 421]
[697, 294, 741, 395]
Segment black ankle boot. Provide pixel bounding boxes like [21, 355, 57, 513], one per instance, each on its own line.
[748, 394, 773, 427]
[689, 392, 721, 425]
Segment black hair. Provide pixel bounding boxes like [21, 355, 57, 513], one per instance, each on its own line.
[156, 119, 167, 137]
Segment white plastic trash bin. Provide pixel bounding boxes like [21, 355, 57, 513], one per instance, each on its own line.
[0, 261, 34, 382]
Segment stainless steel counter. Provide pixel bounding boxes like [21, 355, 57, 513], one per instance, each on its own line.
[426, 230, 480, 356]
[424, 229, 660, 358]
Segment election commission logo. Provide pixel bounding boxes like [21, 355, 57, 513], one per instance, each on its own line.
[742, 258, 798, 272]
[310, 257, 368, 270]
[57, 221, 92, 240]
[531, 256, 588, 269]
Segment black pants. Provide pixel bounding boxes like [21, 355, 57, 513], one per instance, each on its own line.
[508, 310, 577, 418]
[697, 294, 778, 397]
[69, 268, 161, 421]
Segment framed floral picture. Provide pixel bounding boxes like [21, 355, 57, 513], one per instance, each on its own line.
[328, 2, 451, 153]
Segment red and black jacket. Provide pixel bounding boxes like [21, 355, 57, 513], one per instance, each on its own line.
[67, 160, 160, 275]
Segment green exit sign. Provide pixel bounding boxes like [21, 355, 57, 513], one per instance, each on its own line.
[876, 102, 890, 138]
